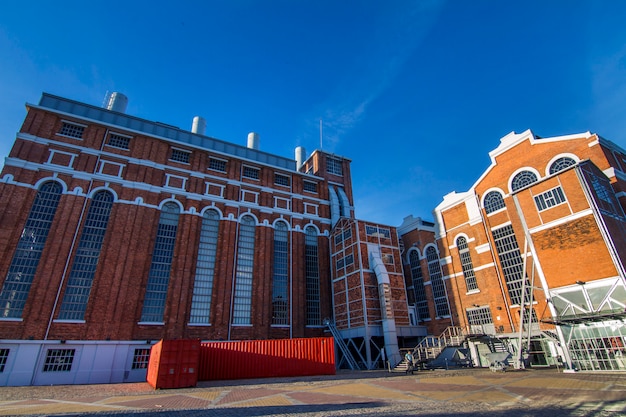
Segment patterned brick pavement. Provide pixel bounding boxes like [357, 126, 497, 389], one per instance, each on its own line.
[1, 368, 625, 416]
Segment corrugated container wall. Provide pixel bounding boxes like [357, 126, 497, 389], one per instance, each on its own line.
[147, 339, 200, 389]
[198, 337, 335, 381]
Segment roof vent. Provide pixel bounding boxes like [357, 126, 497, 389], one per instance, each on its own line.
[105, 92, 128, 113]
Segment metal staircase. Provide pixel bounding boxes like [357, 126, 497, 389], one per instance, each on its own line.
[324, 319, 360, 370]
[412, 326, 467, 363]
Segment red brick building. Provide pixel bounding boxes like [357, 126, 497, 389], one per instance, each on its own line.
[410, 130, 626, 371]
[0, 93, 391, 384]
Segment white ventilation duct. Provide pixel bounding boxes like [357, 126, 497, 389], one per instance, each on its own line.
[192, 116, 206, 135]
[328, 186, 340, 227]
[105, 92, 128, 113]
[337, 187, 351, 217]
[247, 132, 259, 150]
[368, 244, 401, 366]
[295, 146, 306, 170]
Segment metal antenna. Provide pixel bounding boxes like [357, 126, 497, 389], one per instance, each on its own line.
[319, 119, 323, 150]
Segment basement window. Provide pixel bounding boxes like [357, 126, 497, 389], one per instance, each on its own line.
[0, 349, 8, 372]
[43, 348, 75, 372]
[132, 348, 151, 369]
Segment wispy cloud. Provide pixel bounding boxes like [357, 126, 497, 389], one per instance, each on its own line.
[308, 1, 446, 152]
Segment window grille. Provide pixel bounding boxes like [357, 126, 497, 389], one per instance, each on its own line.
[132, 348, 151, 369]
[467, 306, 493, 325]
[491, 225, 532, 305]
[0, 349, 8, 372]
[511, 170, 538, 192]
[426, 247, 450, 317]
[189, 209, 220, 324]
[457, 237, 478, 291]
[272, 222, 289, 325]
[303, 181, 317, 193]
[274, 173, 290, 187]
[233, 215, 256, 325]
[59, 190, 114, 320]
[170, 149, 190, 164]
[409, 250, 429, 320]
[140, 202, 180, 323]
[208, 158, 226, 172]
[549, 157, 576, 174]
[59, 122, 85, 139]
[326, 157, 343, 176]
[305, 226, 321, 325]
[483, 191, 505, 214]
[534, 186, 566, 211]
[106, 133, 130, 150]
[242, 166, 260, 180]
[0, 181, 63, 318]
[43, 349, 75, 372]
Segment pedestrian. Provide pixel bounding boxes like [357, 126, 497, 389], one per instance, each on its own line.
[405, 351, 414, 374]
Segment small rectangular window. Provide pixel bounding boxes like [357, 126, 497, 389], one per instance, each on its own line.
[209, 158, 227, 172]
[170, 148, 190, 164]
[243, 166, 260, 180]
[59, 122, 85, 139]
[132, 348, 151, 369]
[106, 133, 131, 150]
[43, 349, 75, 372]
[534, 186, 566, 211]
[345, 254, 354, 266]
[275, 173, 290, 187]
[0, 348, 9, 372]
[303, 181, 317, 193]
[327, 157, 343, 176]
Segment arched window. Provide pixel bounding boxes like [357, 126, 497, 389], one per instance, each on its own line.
[272, 221, 289, 325]
[549, 157, 576, 174]
[59, 190, 114, 320]
[457, 236, 478, 291]
[0, 181, 63, 318]
[409, 250, 429, 321]
[511, 170, 538, 192]
[483, 191, 505, 214]
[426, 246, 450, 317]
[305, 226, 321, 326]
[140, 202, 180, 323]
[232, 215, 256, 325]
[189, 209, 220, 324]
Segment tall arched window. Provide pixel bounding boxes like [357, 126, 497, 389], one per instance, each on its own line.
[140, 202, 180, 323]
[483, 191, 505, 214]
[409, 250, 429, 321]
[189, 209, 220, 324]
[511, 170, 538, 192]
[232, 215, 256, 325]
[0, 181, 63, 318]
[426, 246, 450, 317]
[58, 190, 114, 320]
[549, 157, 576, 174]
[457, 236, 478, 291]
[272, 221, 289, 325]
[305, 226, 321, 326]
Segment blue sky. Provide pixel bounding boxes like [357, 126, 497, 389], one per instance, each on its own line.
[1, 1, 626, 226]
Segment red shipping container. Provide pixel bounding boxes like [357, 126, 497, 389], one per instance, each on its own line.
[198, 337, 335, 381]
[146, 339, 200, 389]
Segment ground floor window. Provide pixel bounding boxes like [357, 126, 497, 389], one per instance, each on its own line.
[43, 349, 75, 372]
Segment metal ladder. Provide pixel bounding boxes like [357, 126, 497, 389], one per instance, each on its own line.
[324, 319, 360, 370]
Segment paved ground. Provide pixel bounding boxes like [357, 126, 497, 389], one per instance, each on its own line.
[1, 368, 626, 416]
